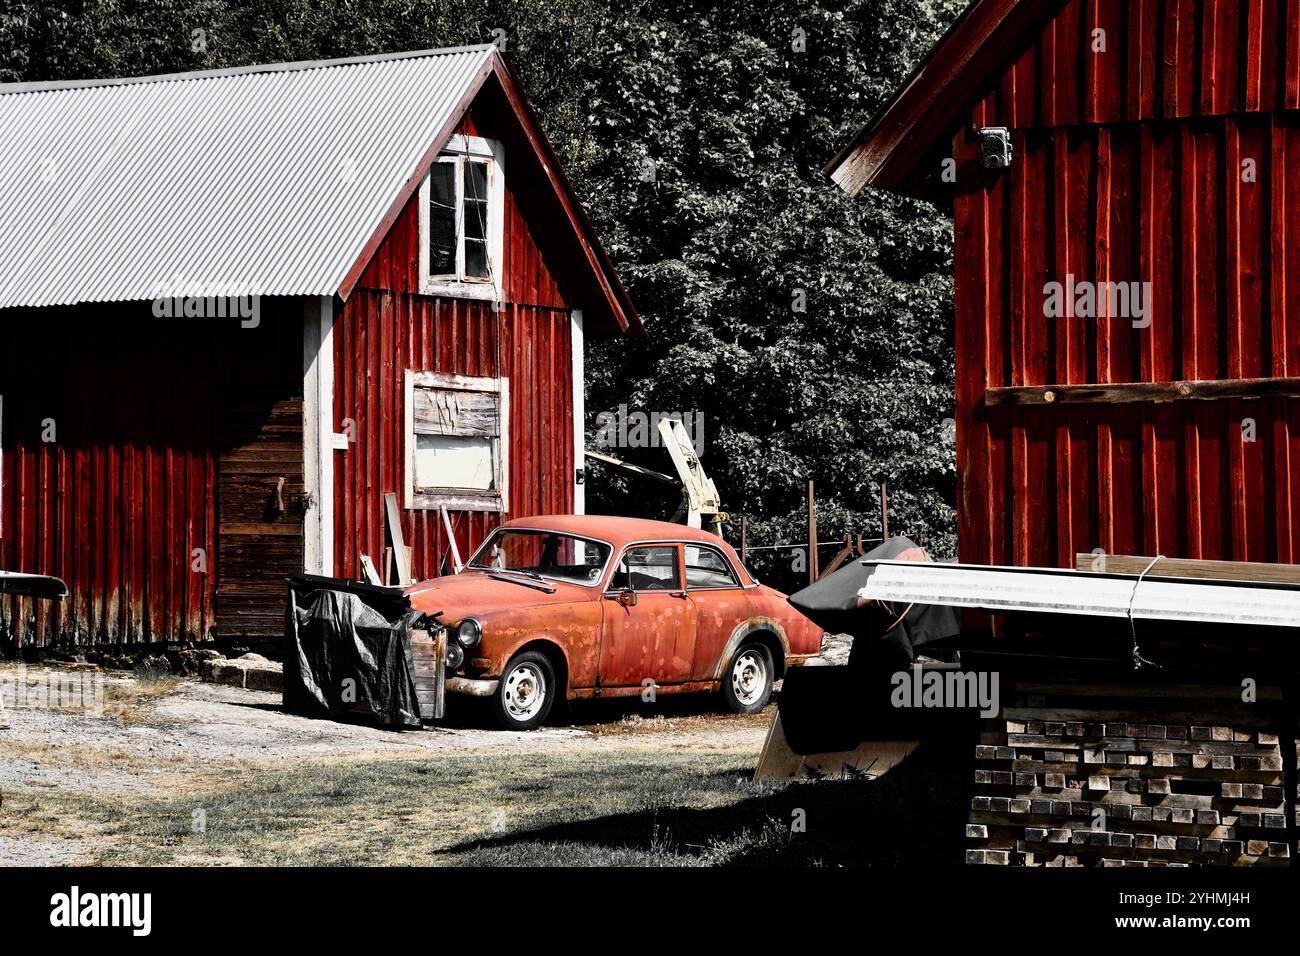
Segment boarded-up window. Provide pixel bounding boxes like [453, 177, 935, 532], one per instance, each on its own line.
[405, 371, 509, 512]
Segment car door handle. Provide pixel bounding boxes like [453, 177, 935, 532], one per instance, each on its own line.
[670, 591, 688, 599]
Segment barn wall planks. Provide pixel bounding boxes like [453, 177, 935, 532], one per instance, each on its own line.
[982, 0, 1300, 130]
[216, 396, 305, 638]
[953, 2, 1300, 569]
[0, 301, 302, 647]
[331, 291, 574, 584]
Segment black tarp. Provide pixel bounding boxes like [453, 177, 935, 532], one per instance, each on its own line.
[777, 662, 980, 753]
[776, 538, 969, 756]
[283, 575, 427, 729]
[788, 536, 960, 667]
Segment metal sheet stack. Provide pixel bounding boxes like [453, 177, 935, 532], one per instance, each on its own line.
[966, 680, 1292, 866]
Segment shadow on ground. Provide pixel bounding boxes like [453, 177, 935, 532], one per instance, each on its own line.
[439, 735, 975, 866]
[437, 686, 773, 729]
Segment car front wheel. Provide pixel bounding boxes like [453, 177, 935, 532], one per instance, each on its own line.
[493, 651, 556, 730]
[721, 642, 774, 714]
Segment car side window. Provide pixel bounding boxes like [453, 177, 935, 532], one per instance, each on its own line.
[609, 545, 681, 591]
[685, 544, 740, 589]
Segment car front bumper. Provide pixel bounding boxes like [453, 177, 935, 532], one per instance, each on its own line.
[445, 676, 499, 698]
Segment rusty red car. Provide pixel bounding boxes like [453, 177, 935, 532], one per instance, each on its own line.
[405, 515, 824, 729]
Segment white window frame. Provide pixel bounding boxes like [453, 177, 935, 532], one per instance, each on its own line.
[404, 370, 510, 513]
[418, 134, 505, 302]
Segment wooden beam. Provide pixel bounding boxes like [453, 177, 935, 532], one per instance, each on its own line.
[818, 536, 854, 580]
[1075, 553, 1300, 585]
[384, 492, 412, 585]
[986, 376, 1300, 406]
[881, 482, 889, 539]
[807, 479, 818, 585]
[358, 554, 382, 586]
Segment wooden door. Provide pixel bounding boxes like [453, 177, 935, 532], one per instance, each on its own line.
[216, 395, 305, 637]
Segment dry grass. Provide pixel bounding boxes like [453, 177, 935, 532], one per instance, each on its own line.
[4, 736, 971, 867]
[102, 672, 181, 725]
[1, 660, 970, 867]
[5, 750, 780, 866]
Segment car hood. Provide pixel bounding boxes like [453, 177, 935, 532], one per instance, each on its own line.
[404, 569, 594, 619]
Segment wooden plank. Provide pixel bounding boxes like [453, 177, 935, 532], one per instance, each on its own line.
[987, 376, 1300, 406]
[358, 554, 382, 586]
[409, 628, 445, 721]
[412, 387, 498, 437]
[218, 523, 304, 537]
[385, 492, 412, 586]
[1073, 552, 1300, 584]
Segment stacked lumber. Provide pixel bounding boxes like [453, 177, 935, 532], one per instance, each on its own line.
[966, 680, 1292, 867]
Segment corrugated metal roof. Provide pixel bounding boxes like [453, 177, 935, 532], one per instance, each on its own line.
[857, 560, 1300, 629]
[0, 46, 495, 308]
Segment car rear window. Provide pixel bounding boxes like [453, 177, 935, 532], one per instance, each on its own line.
[685, 545, 739, 588]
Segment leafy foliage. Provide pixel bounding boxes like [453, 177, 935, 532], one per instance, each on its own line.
[1, 0, 966, 591]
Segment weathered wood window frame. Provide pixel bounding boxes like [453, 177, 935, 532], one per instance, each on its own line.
[404, 370, 510, 513]
[418, 134, 505, 302]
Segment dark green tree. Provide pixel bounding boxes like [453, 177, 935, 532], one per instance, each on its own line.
[571, 1, 964, 588]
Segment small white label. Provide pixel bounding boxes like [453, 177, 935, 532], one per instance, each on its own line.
[331, 432, 350, 451]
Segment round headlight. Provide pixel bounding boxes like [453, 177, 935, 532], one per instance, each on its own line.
[457, 617, 483, 649]
[444, 642, 465, 671]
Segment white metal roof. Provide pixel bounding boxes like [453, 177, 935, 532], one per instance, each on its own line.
[857, 560, 1300, 629]
[0, 46, 495, 308]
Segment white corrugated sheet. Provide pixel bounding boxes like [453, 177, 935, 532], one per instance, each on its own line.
[0, 46, 495, 308]
[857, 560, 1300, 629]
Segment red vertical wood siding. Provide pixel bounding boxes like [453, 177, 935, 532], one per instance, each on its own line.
[953, 0, 1300, 567]
[987, 0, 1300, 130]
[333, 104, 579, 581]
[331, 293, 573, 581]
[0, 303, 301, 647]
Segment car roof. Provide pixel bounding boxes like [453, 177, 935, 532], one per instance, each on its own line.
[500, 514, 730, 548]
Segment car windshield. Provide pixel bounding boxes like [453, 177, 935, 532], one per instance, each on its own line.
[467, 529, 611, 587]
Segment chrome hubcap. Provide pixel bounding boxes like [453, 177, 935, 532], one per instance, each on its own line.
[503, 662, 547, 722]
[732, 650, 767, 706]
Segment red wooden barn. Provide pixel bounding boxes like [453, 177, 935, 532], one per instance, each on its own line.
[830, 0, 1300, 569]
[0, 45, 639, 648]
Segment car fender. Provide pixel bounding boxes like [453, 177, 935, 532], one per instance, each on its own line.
[711, 616, 790, 681]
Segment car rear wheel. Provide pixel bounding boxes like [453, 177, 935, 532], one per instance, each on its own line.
[493, 651, 556, 730]
[721, 642, 774, 714]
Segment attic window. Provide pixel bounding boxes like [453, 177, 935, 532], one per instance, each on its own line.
[419, 135, 504, 300]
